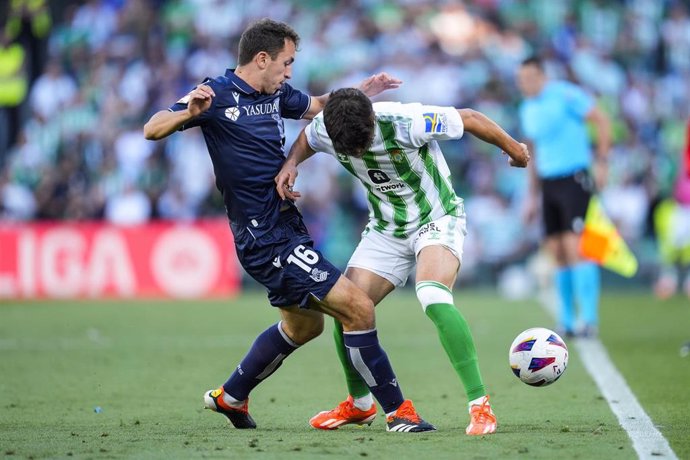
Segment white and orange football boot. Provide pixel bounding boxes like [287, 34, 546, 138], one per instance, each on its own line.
[309, 396, 377, 430]
[465, 395, 497, 436]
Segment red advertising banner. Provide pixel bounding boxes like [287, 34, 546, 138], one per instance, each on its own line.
[0, 220, 241, 299]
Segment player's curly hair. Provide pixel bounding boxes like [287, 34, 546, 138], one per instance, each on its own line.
[323, 88, 375, 159]
[238, 18, 300, 65]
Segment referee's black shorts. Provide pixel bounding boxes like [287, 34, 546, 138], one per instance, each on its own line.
[541, 170, 593, 237]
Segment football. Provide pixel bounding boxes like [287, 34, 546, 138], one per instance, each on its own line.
[509, 327, 568, 387]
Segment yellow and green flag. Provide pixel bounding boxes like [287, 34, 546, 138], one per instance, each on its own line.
[579, 196, 638, 277]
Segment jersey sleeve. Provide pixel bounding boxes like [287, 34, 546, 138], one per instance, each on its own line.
[305, 113, 335, 155]
[560, 81, 595, 119]
[409, 104, 464, 147]
[279, 82, 311, 120]
[168, 79, 216, 130]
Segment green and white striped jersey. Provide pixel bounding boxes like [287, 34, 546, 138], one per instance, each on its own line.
[306, 102, 465, 239]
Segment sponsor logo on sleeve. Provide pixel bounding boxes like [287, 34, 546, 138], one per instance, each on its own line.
[423, 112, 448, 133]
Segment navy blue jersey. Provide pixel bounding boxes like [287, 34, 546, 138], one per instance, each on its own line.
[169, 69, 311, 240]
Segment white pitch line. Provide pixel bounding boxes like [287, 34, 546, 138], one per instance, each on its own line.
[539, 292, 677, 459]
[575, 338, 678, 460]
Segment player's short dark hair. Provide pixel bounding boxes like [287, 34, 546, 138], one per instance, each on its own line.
[521, 56, 545, 71]
[238, 18, 300, 65]
[323, 88, 375, 159]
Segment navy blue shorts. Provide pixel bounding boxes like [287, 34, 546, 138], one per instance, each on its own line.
[233, 208, 341, 308]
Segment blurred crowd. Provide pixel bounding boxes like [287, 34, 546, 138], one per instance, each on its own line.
[1, 0, 689, 283]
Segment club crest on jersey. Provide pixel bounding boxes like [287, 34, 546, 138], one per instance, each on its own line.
[225, 107, 240, 121]
[310, 268, 329, 282]
[423, 112, 448, 133]
[389, 149, 404, 163]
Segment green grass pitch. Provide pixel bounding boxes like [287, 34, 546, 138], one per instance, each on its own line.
[1, 290, 688, 459]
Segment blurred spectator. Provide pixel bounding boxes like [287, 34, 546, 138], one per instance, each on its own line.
[104, 179, 151, 225]
[28, 59, 77, 120]
[0, 167, 36, 220]
[654, 118, 690, 299]
[0, 34, 28, 158]
[3, 0, 52, 82]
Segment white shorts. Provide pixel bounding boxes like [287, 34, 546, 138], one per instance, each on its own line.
[347, 214, 467, 287]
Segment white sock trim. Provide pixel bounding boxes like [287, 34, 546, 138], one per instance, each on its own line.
[415, 281, 454, 312]
[277, 321, 299, 348]
[353, 393, 374, 411]
[222, 391, 245, 408]
[468, 395, 488, 409]
[343, 328, 377, 335]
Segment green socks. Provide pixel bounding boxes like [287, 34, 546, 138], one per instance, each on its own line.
[425, 302, 486, 401]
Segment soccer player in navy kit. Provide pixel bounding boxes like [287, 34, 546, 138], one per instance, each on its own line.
[144, 18, 435, 432]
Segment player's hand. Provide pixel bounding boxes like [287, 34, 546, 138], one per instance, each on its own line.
[275, 162, 301, 201]
[187, 84, 215, 117]
[506, 143, 530, 168]
[522, 195, 539, 225]
[358, 72, 403, 97]
[593, 159, 608, 192]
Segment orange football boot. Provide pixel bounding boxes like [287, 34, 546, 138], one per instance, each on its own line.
[309, 396, 377, 430]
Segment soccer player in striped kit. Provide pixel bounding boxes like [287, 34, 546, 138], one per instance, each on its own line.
[276, 87, 530, 435]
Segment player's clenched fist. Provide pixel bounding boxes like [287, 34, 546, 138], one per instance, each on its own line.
[188, 84, 216, 117]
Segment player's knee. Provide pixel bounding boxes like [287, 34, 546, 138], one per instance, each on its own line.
[415, 280, 454, 313]
[281, 316, 324, 344]
[293, 322, 323, 344]
[342, 292, 375, 331]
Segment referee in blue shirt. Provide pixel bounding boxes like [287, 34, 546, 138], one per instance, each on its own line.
[144, 18, 435, 432]
[517, 56, 612, 337]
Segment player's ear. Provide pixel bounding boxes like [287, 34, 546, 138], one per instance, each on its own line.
[255, 51, 269, 69]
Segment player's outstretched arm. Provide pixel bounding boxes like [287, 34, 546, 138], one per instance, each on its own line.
[275, 129, 316, 201]
[356, 72, 402, 97]
[143, 84, 215, 140]
[586, 105, 612, 191]
[304, 73, 402, 119]
[458, 108, 530, 168]
[144, 110, 197, 140]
